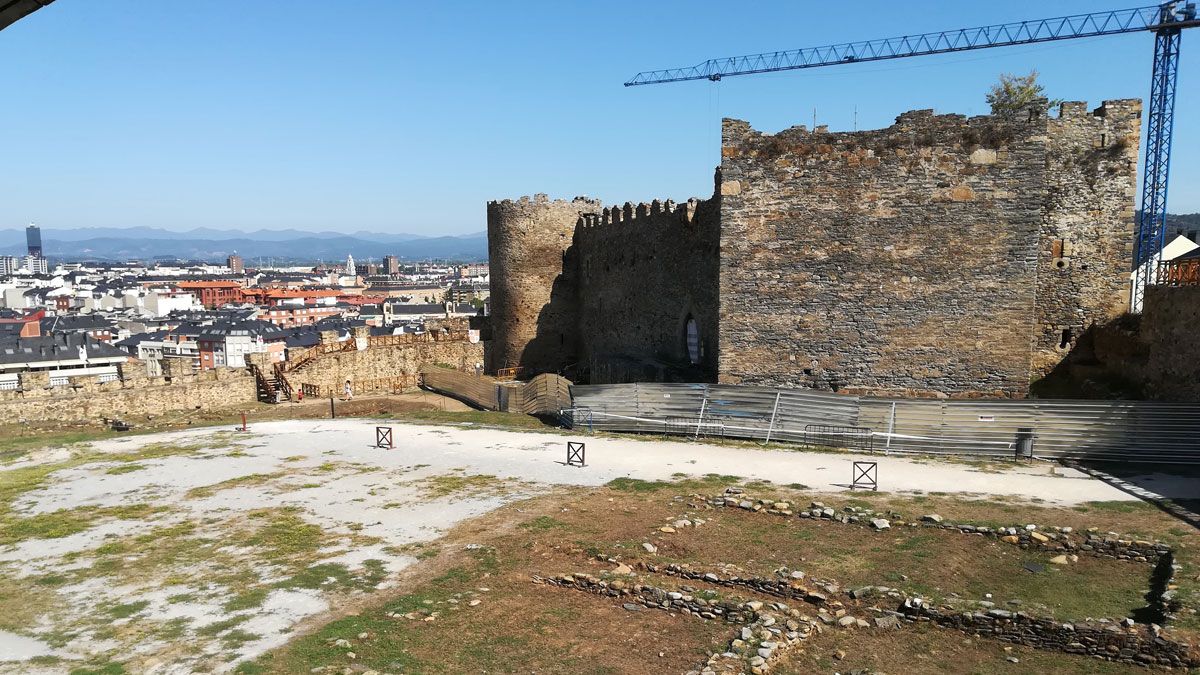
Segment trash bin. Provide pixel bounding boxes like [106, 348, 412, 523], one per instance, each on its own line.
[1015, 427, 1035, 460]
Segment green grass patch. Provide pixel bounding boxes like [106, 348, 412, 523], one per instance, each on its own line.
[414, 472, 508, 499]
[186, 472, 283, 499]
[242, 508, 323, 558]
[0, 503, 166, 546]
[197, 615, 251, 637]
[106, 600, 150, 619]
[104, 464, 146, 475]
[224, 588, 270, 612]
[69, 662, 127, 675]
[605, 473, 741, 493]
[519, 515, 569, 531]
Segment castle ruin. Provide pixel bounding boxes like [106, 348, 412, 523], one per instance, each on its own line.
[487, 99, 1142, 398]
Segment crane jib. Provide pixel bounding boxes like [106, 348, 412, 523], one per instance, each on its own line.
[623, 2, 1197, 315]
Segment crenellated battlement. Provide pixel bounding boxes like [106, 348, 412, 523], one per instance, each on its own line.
[578, 197, 708, 228]
[486, 193, 601, 209]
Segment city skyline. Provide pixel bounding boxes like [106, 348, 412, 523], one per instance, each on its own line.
[0, 0, 1197, 235]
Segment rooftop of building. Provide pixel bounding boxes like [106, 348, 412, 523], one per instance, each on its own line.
[196, 319, 283, 341]
[0, 333, 128, 366]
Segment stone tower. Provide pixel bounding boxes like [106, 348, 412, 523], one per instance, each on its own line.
[485, 194, 600, 375]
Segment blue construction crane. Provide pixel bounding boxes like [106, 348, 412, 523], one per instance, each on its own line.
[625, 2, 1199, 312]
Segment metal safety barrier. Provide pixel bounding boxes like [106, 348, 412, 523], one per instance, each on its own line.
[568, 382, 1200, 464]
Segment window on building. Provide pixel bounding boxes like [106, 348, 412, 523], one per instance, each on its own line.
[685, 316, 701, 365]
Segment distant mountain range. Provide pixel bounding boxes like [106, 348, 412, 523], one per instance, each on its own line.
[0, 226, 487, 262]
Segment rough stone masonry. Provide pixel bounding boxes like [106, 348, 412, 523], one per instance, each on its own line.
[487, 99, 1142, 398]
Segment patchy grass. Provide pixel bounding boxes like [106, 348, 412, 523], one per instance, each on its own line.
[224, 588, 270, 612]
[186, 472, 284, 499]
[241, 508, 325, 558]
[106, 600, 150, 619]
[68, 662, 127, 675]
[519, 515, 570, 531]
[274, 560, 387, 592]
[606, 473, 742, 494]
[410, 472, 513, 499]
[103, 463, 146, 475]
[0, 429, 120, 463]
[0, 503, 166, 546]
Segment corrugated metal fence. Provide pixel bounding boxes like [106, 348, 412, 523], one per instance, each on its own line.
[569, 383, 1200, 464]
[568, 383, 860, 445]
[419, 369, 572, 418]
[420, 368, 499, 410]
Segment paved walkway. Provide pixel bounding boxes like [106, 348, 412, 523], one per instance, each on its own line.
[143, 418, 1137, 505]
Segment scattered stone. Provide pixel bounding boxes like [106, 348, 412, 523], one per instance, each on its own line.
[922, 514, 944, 524]
[875, 615, 901, 629]
[613, 563, 634, 575]
[1049, 555, 1069, 565]
[837, 615, 858, 628]
[622, 603, 642, 612]
[469, 599, 481, 607]
[833, 649, 846, 660]
[659, 526, 676, 533]
[870, 518, 890, 530]
[642, 542, 658, 554]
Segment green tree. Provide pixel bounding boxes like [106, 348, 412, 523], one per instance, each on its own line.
[986, 70, 1062, 117]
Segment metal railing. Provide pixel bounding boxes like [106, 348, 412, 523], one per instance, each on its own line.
[1157, 258, 1200, 285]
[568, 382, 1200, 464]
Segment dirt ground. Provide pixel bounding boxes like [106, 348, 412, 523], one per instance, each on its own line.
[2, 407, 1197, 674]
[253, 480, 1199, 675]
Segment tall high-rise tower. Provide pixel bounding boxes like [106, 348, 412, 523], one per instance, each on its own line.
[25, 224, 42, 258]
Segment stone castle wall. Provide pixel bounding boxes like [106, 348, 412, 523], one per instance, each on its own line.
[1138, 285, 1200, 400]
[486, 193, 720, 383]
[0, 366, 257, 425]
[574, 197, 720, 382]
[487, 100, 1144, 398]
[717, 100, 1139, 397]
[486, 195, 600, 374]
[1035, 100, 1142, 376]
[290, 326, 484, 394]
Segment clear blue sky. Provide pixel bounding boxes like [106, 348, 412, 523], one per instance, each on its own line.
[1, 0, 1197, 235]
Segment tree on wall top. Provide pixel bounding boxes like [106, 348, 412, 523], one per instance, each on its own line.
[986, 70, 1062, 118]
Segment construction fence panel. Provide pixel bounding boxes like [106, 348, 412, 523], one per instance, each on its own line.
[569, 383, 859, 443]
[855, 398, 1200, 463]
[419, 368, 499, 411]
[519, 374, 573, 417]
[569, 382, 1200, 464]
